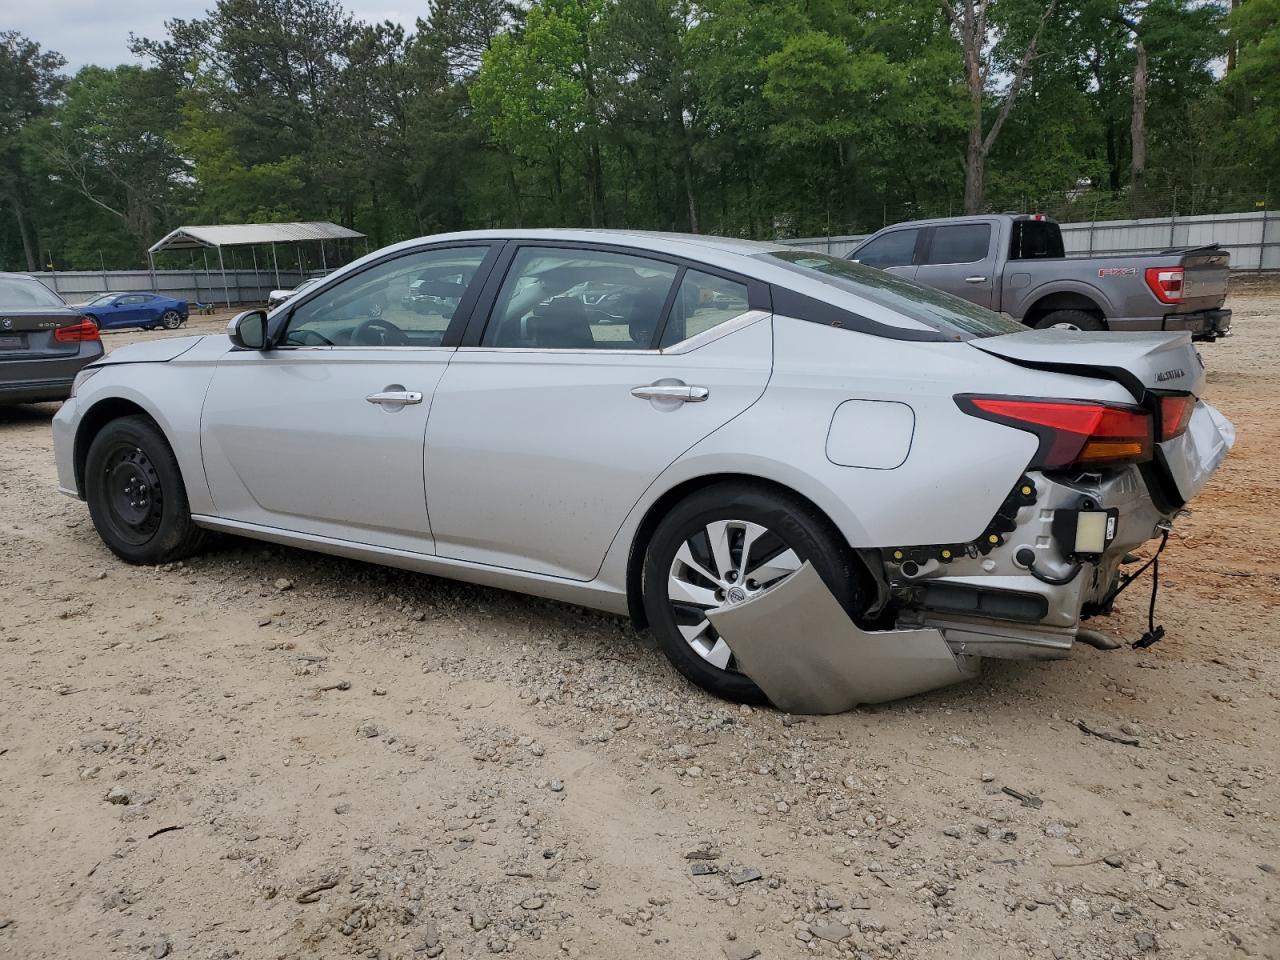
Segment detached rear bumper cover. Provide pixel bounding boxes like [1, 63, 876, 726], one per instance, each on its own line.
[708, 562, 979, 714]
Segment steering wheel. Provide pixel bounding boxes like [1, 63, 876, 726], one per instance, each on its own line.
[353, 317, 408, 346]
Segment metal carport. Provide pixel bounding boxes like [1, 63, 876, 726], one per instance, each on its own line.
[147, 221, 368, 307]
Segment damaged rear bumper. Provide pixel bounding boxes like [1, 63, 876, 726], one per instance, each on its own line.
[708, 562, 980, 715]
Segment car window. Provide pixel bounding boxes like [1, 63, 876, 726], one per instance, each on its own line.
[0, 277, 66, 308]
[1009, 220, 1065, 260]
[119, 295, 147, 305]
[85, 294, 115, 305]
[283, 247, 489, 347]
[658, 271, 752, 348]
[924, 224, 991, 265]
[758, 250, 1025, 338]
[482, 248, 678, 350]
[851, 229, 919, 268]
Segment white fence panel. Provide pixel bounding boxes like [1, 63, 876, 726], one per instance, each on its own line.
[21, 268, 320, 307]
[778, 210, 1278, 270]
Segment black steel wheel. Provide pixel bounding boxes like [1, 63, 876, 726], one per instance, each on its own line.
[85, 415, 206, 564]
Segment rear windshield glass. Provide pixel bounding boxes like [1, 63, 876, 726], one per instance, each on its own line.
[1009, 220, 1064, 260]
[0, 276, 66, 309]
[757, 251, 1024, 338]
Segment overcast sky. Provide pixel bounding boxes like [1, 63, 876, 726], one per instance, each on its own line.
[11, 0, 425, 72]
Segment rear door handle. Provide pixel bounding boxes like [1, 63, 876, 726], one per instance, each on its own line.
[631, 384, 709, 403]
[964, 276, 988, 283]
[366, 390, 423, 406]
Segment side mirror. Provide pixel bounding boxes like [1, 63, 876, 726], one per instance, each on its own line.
[228, 310, 269, 350]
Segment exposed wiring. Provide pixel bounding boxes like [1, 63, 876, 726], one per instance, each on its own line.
[1026, 559, 1083, 585]
[1101, 528, 1170, 608]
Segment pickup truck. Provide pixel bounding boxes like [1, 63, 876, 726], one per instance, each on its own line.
[847, 214, 1232, 341]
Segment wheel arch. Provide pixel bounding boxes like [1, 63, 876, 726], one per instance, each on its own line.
[624, 472, 869, 629]
[73, 397, 163, 496]
[1022, 287, 1108, 327]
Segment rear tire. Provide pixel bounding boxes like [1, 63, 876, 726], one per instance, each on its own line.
[1033, 309, 1105, 332]
[641, 482, 863, 704]
[85, 415, 206, 565]
[161, 310, 183, 330]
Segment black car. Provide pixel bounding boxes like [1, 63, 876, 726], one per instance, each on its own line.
[0, 273, 104, 405]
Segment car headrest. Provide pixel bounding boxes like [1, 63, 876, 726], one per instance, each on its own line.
[527, 297, 594, 349]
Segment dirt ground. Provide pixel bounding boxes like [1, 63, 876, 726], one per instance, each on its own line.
[1, 289, 1277, 960]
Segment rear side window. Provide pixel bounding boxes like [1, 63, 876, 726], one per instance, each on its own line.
[924, 224, 991, 264]
[658, 271, 751, 348]
[0, 277, 66, 308]
[851, 229, 919, 268]
[759, 251, 1025, 338]
[1010, 220, 1064, 260]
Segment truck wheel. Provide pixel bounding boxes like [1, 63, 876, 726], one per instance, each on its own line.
[1034, 309, 1105, 332]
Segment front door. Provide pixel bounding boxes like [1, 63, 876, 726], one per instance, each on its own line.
[913, 222, 996, 308]
[424, 244, 773, 581]
[200, 243, 496, 552]
[849, 227, 921, 281]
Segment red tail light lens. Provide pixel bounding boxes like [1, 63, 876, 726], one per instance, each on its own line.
[957, 395, 1153, 469]
[1157, 393, 1195, 442]
[53, 318, 101, 343]
[1145, 267, 1184, 304]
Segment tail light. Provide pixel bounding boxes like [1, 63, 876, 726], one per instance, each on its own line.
[1156, 393, 1195, 442]
[53, 318, 101, 343]
[1145, 267, 1184, 304]
[956, 395, 1153, 469]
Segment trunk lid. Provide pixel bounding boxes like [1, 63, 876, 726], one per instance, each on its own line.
[970, 328, 1204, 400]
[0, 307, 86, 361]
[971, 328, 1232, 505]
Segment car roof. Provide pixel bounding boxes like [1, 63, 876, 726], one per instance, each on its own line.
[343, 229, 939, 337]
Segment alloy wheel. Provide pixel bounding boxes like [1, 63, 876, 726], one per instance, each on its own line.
[161, 310, 182, 329]
[666, 519, 802, 670]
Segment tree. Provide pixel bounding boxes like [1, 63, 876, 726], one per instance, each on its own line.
[942, 0, 1058, 213]
[0, 32, 65, 270]
[1225, 0, 1280, 196]
[35, 65, 188, 257]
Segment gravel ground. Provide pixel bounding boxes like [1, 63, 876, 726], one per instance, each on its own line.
[0, 291, 1277, 960]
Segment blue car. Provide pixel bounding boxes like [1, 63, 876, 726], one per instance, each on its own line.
[77, 292, 189, 331]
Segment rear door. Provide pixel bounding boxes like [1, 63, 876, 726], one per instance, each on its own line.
[913, 222, 996, 307]
[423, 242, 773, 581]
[848, 227, 922, 280]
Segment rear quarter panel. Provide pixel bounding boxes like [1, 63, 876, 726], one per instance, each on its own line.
[597, 316, 1136, 587]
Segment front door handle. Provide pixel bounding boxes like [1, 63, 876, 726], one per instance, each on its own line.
[631, 384, 710, 403]
[366, 390, 423, 406]
[964, 276, 988, 283]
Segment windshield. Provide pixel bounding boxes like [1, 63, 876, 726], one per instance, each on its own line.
[84, 294, 116, 305]
[757, 251, 1025, 339]
[0, 276, 67, 309]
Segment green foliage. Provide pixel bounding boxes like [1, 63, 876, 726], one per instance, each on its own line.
[1, 0, 1277, 271]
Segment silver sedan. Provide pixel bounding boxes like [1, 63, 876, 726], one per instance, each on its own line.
[52, 230, 1233, 712]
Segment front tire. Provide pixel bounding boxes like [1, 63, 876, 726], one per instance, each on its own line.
[84, 415, 206, 564]
[641, 482, 863, 704]
[1034, 309, 1105, 332]
[160, 310, 183, 330]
